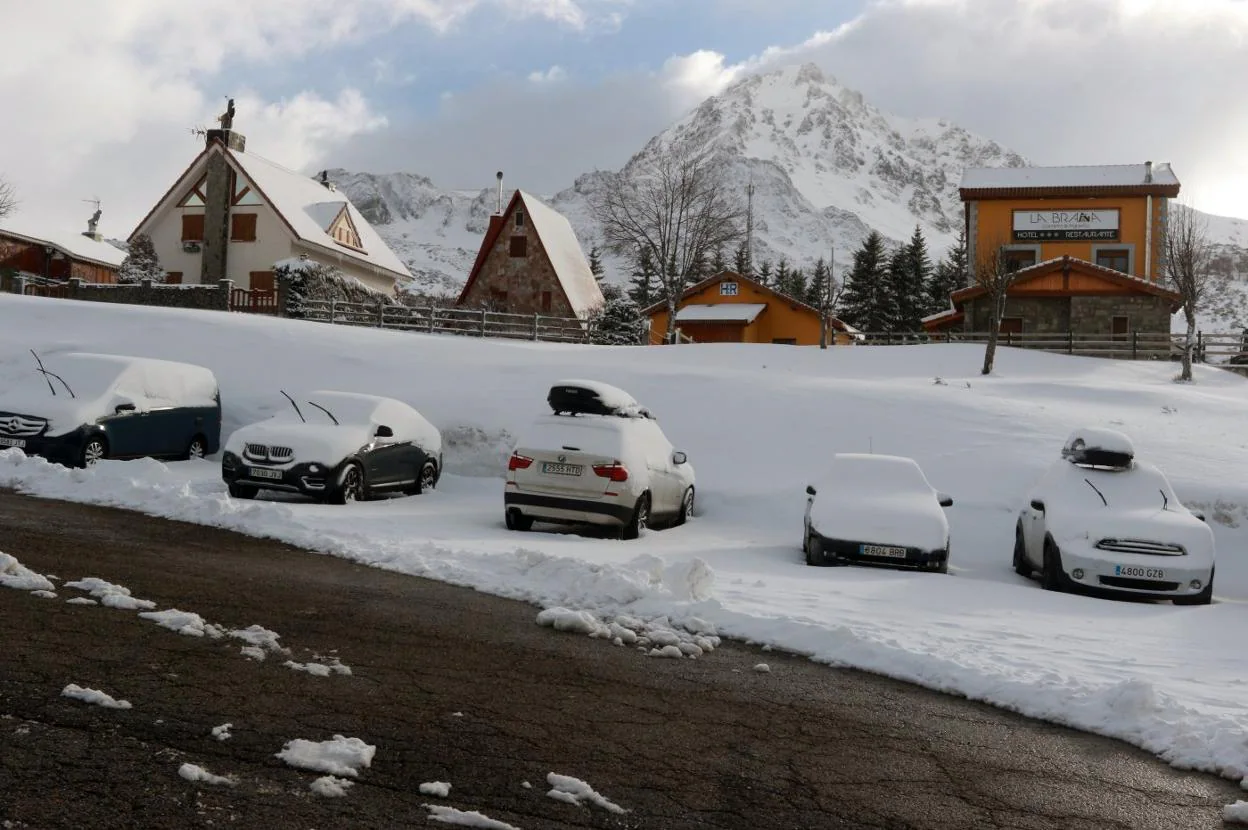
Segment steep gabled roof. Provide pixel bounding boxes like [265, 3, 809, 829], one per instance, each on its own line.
[948, 256, 1183, 309]
[457, 190, 604, 318]
[641, 271, 854, 332]
[0, 220, 126, 270]
[960, 163, 1181, 200]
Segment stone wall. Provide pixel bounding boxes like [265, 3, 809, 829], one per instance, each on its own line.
[963, 293, 1172, 334]
[458, 213, 578, 318]
[964, 296, 1070, 332]
[59, 277, 232, 311]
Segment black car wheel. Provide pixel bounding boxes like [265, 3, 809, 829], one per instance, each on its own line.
[1041, 538, 1068, 592]
[185, 435, 208, 460]
[1012, 525, 1033, 577]
[621, 493, 650, 540]
[1174, 568, 1214, 606]
[81, 436, 107, 468]
[415, 461, 438, 495]
[677, 487, 694, 525]
[505, 508, 533, 532]
[331, 463, 366, 505]
[228, 482, 258, 500]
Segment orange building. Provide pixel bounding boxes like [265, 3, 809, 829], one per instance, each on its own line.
[643, 271, 857, 346]
[924, 162, 1182, 335]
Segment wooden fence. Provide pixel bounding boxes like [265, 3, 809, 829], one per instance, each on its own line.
[229, 288, 279, 315]
[850, 330, 1248, 363]
[298, 298, 593, 344]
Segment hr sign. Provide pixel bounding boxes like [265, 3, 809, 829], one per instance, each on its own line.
[1012, 209, 1120, 241]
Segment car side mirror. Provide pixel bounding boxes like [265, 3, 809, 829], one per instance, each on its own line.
[1030, 499, 1045, 512]
[1193, 510, 1207, 523]
[115, 402, 136, 414]
[672, 451, 687, 465]
[805, 485, 816, 497]
[375, 425, 394, 438]
[938, 493, 953, 508]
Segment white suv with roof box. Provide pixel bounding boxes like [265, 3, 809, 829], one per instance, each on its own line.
[504, 380, 695, 539]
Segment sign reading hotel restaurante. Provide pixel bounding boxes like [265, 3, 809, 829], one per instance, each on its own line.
[1012, 208, 1120, 241]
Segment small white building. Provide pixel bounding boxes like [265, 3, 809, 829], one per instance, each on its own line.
[129, 102, 409, 296]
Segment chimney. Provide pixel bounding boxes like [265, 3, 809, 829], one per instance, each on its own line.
[82, 206, 102, 242]
[205, 98, 245, 152]
[496, 171, 504, 215]
[319, 170, 336, 191]
[1144, 160, 1153, 184]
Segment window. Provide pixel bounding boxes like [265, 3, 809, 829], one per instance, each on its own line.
[1002, 250, 1036, 273]
[230, 213, 257, 242]
[1112, 315, 1130, 341]
[490, 288, 508, 305]
[771, 338, 797, 345]
[515, 211, 525, 229]
[719, 281, 739, 296]
[165, 271, 183, 285]
[181, 214, 205, 242]
[249, 271, 275, 292]
[509, 236, 527, 257]
[1096, 249, 1130, 273]
[541, 291, 552, 312]
[999, 317, 1023, 335]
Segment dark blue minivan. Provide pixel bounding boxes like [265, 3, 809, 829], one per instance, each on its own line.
[0, 352, 221, 468]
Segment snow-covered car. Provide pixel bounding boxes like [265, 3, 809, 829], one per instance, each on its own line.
[1013, 427, 1214, 604]
[0, 351, 221, 468]
[803, 454, 953, 572]
[504, 380, 694, 538]
[222, 391, 442, 504]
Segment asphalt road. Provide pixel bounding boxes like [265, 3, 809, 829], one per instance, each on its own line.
[0, 489, 1239, 829]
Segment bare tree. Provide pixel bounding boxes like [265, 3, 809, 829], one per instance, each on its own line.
[591, 147, 744, 343]
[813, 256, 846, 349]
[973, 238, 1018, 375]
[0, 176, 16, 220]
[1163, 203, 1214, 382]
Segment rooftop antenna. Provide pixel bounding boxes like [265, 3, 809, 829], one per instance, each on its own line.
[496, 171, 504, 215]
[745, 178, 755, 277]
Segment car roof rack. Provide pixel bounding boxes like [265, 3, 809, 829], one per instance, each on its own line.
[547, 382, 653, 419]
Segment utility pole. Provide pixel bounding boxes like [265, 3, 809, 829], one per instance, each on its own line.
[820, 244, 834, 349]
[745, 179, 754, 278]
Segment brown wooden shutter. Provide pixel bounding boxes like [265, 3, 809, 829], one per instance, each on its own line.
[509, 236, 527, 257]
[249, 270, 275, 292]
[541, 291, 552, 311]
[165, 271, 183, 285]
[181, 214, 205, 241]
[231, 213, 257, 242]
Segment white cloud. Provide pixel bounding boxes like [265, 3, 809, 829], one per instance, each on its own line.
[528, 66, 569, 84]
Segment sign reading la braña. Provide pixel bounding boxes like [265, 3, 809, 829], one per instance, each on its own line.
[1012, 208, 1120, 242]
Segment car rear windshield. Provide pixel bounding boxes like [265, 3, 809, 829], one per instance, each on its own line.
[517, 417, 625, 457]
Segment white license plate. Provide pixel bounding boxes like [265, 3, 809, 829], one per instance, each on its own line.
[248, 467, 284, 481]
[861, 544, 908, 559]
[0, 436, 26, 448]
[1114, 565, 1165, 579]
[542, 462, 583, 476]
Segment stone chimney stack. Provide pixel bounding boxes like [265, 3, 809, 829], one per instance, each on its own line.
[201, 98, 243, 285]
[488, 171, 506, 235]
[1144, 160, 1153, 183]
[82, 207, 103, 242]
[318, 170, 337, 192]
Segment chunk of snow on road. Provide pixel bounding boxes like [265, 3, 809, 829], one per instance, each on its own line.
[1225, 801, 1248, 824]
[64, 577, 156, 610]
[424, 805, 520, 829]
[61, 684, 131, 709]
[753, 663, 771, 673]
[0, 552, 55, 592]
[536, 607, 606, 636]
[138, 609, 225, 638]
[310, 775, 354, 797]
[240, 645, 266, 661]
[521, 781, 532, 789]
[420, 781, 451, 797]
[31, 590, 56, 599]
[65, 597, 97, 605]
[211, 723, 232, 741]
[546, 773, 627, 814]
[178, 763, 235, 786]
[284, 657, 352, 677]
[648, 645, 684, 659]
[275, 735, 375, 777]
[227, 624, 287, 654]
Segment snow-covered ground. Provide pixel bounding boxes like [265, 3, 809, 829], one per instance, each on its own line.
[2, 294, 1248, 787]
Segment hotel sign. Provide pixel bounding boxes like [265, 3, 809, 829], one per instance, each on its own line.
[1012, 209, 1120, 241]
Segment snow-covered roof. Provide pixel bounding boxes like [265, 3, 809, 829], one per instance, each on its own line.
[675, 303, 767, 323]
[518, 192, 604, 318]
[228, 150, 411, 281]
[0, 220, 126, 269]
[960, 163, 1179, 191]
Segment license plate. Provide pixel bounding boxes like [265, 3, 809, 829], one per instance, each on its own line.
[248, 467, 283, 481]
[0, 436, 25, 448]
[542, 462, 583, 476]
[1114, 565, 1165, 579]
[861, 544, 908, 559]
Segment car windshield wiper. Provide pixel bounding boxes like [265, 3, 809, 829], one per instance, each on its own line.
[1084, 478, 1108, 507]
[1159, 489, 1169, 511]
[30, 350, 75, 398]
[280, 390, 306, 423]
[306, 401, 339, 426]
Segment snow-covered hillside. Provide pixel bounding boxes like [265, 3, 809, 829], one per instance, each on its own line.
[3, 294, 1248, 787]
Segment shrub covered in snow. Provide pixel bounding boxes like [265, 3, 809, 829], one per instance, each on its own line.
[274, 257, 396, 319]
[117, 234, 164, 285]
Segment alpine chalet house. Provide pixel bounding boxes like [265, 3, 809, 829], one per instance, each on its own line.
[644, 271, 858, 346]
[924, 162, 1182, 337]
[0, 208, 124, 288]
[130, 101, 409, 297]
[456, 182, 603, 319]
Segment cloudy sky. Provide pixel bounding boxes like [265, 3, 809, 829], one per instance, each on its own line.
[1, 0, 1245, 239]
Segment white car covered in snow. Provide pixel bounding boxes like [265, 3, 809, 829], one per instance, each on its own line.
[504, 380, 695, 539]
[803, 454, 953, 572]
[1013, 427, 1215, 604]
[222, 391, 442, 504]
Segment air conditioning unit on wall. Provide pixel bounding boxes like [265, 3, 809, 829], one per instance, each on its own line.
[182, 241, 202, 253]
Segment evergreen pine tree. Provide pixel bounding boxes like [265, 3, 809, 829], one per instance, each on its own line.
[838, 231, 891, 335]
[627, 249, 657, 308]
[588, 245, 605, 282]
[805, 257, 830, 308]
[117, 233, 164, 284]
[732, 241, 751, 276]
[710, 246, 728, 275]
[591, 283, 644, 345]
[925, 228, 967, 315]
[756, 259, 774, 287]
[889, 225, 932, 332]
[773, 259, 791, 295]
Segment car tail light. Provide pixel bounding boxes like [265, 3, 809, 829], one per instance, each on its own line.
[592, 461, 629, 482]
[508, 453, 533, 471]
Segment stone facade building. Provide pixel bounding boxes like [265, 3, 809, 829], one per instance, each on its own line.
[456, 188, 603, 319]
